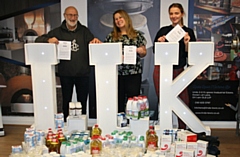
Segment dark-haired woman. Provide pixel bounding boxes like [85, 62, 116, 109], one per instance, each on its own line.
[153, 3, 196, 129]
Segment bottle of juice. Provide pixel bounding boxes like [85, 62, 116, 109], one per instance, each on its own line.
[49, 135, 60, 153]
[146, 126, 155, 137]
[45, 128, 53, 148]
[58, 131, 66, 143]
[146, 130, 158, 151]
[46, 133, 53, 148]
[91, 124, 102, 137]
[90, 135, 102, 156]
[145, 126, 156, 148]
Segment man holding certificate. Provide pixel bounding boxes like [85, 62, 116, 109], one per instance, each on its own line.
[35, 6, 101, 121]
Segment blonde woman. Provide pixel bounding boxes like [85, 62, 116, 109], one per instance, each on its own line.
[105, 9, 147, 113]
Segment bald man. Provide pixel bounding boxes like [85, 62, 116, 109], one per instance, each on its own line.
[35, 6, 101, 121]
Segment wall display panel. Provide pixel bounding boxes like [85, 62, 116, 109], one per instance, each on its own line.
[188, 79, 238, 121]
[190, 0, 240, 121]
[0, 4, 62, 117]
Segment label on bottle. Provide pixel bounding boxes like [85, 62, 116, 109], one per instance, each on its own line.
[69, 109, 75, 116]
[75, 102, 82, 116]
[75, 109, 82, 116]
[145, 109, 149, 117]
[138, 141, 145, 148]
[147, 141, 157, 151]
[143, 97, 149, 117]
[140, 110, 145, 118]
[131, 110, 139, 120]
[91, 146, 100, 154]
[69, 102, 76, 116]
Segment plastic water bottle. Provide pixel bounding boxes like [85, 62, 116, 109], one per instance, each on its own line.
[138, 96, 145, 118]
[69, 102, 75, 117]
[79, 139, 85, 152]
[122, 136, 129, 148]
[60, 141, 67, 157]
[72, 141, 77, 153]
[138, 136, 145, 149]
[108, 136, 115, 148]
[142, 96, 149, 117]
[111, 132, 118, 145]
[130, 135, 137, 147]
[65, 142, 71, 155]
[131, 97, 140, 120]
[126, 97, 133, 119]
[75, 102, 82, 117]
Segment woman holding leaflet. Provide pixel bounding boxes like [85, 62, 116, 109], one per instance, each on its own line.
[153, 3, 196, 129]
[105, 9, 147, 113]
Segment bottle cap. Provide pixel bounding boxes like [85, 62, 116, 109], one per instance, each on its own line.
[61, 141, 67, 144]
[66, 142, 71, 146]
[69, 102, 75, 108]
[140, 136, 144, 141]
[75, 102, 82, 108]
[123, 136, 128, 140]
[133, 96, 138, 101]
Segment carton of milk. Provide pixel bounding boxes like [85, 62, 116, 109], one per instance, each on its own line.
[177, 130, 197, 142]
[187, 142, 198, 157]
[197, 140, 208, 157]
[175, 141, 186, 157]
[160, 135, 172, 152]
[182, 149, 195, 157]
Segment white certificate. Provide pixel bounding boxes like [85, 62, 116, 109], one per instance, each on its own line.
[166, 24, 186, 42]
[123, 46, 136, 64]
[57, 41, 71, 60]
